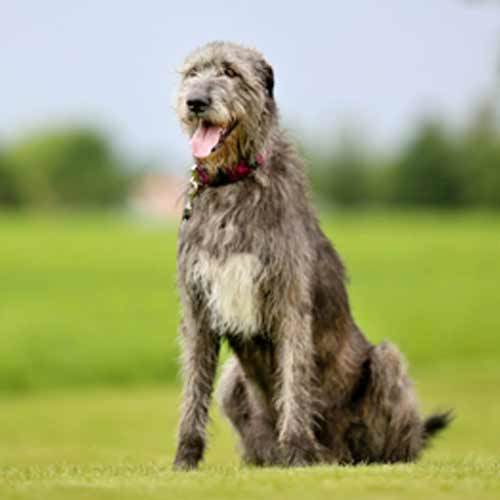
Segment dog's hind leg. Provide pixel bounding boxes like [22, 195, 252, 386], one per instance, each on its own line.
[216, 357, 280, 466]
[352, 342, 425, 463]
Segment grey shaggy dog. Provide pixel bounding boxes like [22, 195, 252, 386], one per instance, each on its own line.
[173, 41, 451, 470]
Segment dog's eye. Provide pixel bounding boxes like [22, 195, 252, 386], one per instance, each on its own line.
[224, 67, 237, 78]
[186, 68, 198, 78]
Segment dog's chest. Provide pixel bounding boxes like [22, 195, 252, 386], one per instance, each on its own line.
[189, 251, 263, 336]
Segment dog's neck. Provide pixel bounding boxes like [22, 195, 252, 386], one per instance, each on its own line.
[194, 153, 266, 187]
[182, 150, 267, 221]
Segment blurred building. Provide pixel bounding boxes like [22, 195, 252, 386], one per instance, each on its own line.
[130, 172, 186, 220]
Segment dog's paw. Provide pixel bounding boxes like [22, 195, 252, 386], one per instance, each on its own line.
[280, 438, 321, 467]
[243, 444, 282, 467]
[172, 436, 204, 471]
[172, 456, 200, 471]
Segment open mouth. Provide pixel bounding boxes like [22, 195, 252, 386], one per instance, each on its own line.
[190, 120, 238, 159]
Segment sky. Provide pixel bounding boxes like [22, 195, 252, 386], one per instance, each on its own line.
[1, 1, 499, 169]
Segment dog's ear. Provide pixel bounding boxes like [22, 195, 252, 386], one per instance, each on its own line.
[257, 60, 274, 99]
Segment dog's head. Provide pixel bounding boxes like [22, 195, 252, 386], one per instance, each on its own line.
[176, 41, 276, 170]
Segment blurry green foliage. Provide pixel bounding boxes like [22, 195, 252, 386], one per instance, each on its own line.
[0, 101, 499, 210]
[0, 127, 131, 209]
[310, 102, 500, 208]
[460, 106, 500, 208]
[0, 152, 23, 207]
[310, 134, 372, 206]
[392, 121, 466, 207]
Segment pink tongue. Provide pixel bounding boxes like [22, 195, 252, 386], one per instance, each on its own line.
[191, 123, 223, 159]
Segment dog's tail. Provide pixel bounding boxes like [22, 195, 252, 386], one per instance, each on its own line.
[422, 410, 454, 446]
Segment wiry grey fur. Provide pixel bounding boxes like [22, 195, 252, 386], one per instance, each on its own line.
[173, 41, 451, 470]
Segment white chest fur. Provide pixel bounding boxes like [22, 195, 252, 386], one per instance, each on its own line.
[189, 251, 263, 336]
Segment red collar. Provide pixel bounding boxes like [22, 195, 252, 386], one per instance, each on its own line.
[194, 153, 266, 187]
[182, 153, 266, 221]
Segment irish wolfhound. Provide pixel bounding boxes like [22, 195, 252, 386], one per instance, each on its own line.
[173, 41, 451, 470]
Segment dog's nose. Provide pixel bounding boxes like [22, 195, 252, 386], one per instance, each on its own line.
[186, 96, 211, 114]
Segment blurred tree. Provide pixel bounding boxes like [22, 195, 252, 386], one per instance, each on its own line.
[6, 127, 130, 209]
[310, 131, 371, 206]
[393, 120, 466, 207]
[0, 151, 23, 207]
[461, 103, 500, 207]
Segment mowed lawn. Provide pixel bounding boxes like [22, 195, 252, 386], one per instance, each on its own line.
[0, 376, 499, 500]
[1, 212, 499, 499]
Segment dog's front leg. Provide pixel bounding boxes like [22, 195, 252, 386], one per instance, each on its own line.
[173, 308, 220, 471]
[276, 309, 321, 466]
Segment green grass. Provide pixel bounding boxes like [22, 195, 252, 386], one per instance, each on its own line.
[1, 211, 499, 392]
[1, 211, 499, 498]
[1, 371, 499, 500]
[0, 214, 181, 392]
